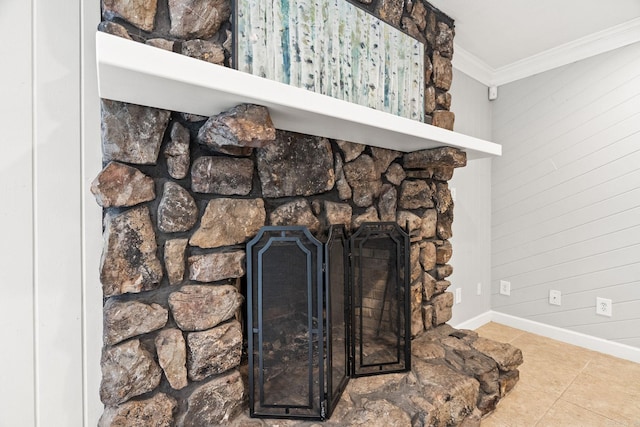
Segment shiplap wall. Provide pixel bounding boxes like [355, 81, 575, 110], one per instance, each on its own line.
[491, 42, 640, 349]
[447, 69, 493, 326]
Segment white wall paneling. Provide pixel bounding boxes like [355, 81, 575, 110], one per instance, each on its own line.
[491, 42, 640, 349]
[0, 0, 103, 425]
[0, 1, 36, 425]
[33, 0, 84, 423]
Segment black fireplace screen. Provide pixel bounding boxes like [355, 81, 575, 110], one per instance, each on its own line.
[247, 223, 409, 421]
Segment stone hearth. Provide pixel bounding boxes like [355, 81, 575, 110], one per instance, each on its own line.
[232, 324, 522, 427]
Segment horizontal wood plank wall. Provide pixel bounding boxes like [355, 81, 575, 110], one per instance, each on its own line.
[491, 42, 640, 349]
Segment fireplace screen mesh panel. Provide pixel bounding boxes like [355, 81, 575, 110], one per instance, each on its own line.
[247, 226, 325, 420]
[247, 223, 409, 421]
[324, 226, 350, 416]
[350, 223, 410, 376]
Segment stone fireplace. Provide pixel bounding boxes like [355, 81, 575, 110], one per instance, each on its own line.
[94, 0, 521, 425]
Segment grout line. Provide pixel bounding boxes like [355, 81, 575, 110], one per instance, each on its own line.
[509, 329, 526, 344]
[532, 344, 593, 426]
[559, 365, 636, 426]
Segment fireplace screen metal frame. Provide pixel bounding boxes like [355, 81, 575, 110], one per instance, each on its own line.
[247, 223, 409, 421]
[350, 222, 411, 377]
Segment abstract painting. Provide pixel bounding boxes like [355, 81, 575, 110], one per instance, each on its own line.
[236, 0, 425, 121]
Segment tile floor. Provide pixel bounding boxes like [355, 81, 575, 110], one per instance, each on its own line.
[476, 322, 640, 427]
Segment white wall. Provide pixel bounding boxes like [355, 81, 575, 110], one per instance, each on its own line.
[447, 69, 494, 326]
[83, 0, 107, 424]
[1, 1, 35, 425]
[0, 0, 103, 425]
[491, 42, 640, 349]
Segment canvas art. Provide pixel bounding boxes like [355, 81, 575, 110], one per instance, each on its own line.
[236, 0, 425, 121]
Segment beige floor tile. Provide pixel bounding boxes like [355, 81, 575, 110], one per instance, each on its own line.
[480, 415, 511, 427]
[476, 322, 526, 344]
[481, 383, 559, 427]
[476, 324, 640, 427]
[536, 399, 624, 427]
[561, 371, 640, 425]
[516, 356, 580, 397]
[582, 352, 640, 387]
[511, 335, 590, 396]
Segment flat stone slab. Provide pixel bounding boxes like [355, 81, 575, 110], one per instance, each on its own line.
[404, 147, 467, 169]
[99, 392, 176, 427]
[180, 369, 245, 426]
[155, 328, 188, 390]
[100, 206, 163, 297]
[188, 251, 246, 282]
[101, 100, 170, 165]
[186, 321, 243, 381]
[91, 162, 155, 208]
[169, 0, 231, 39]
[191, 156, 254, 195]
[190, 198, 265, 248]
[256, 131, 335, 198]
[100, 339, 162, 406]
[103, 299, 168, 345]
[169, 284, 243, 331]
[198, 104, 275, 149]
[157, 182, 199, 233]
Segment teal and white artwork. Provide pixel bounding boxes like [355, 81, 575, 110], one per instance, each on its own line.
[236, 0, 425, 121]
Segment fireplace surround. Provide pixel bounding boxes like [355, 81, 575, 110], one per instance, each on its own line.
[93, 0, 519, 425]
[92, 98, 522, 425]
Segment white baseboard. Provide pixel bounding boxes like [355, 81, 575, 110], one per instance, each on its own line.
[451, 311, 493, 331]
[451, 310, 640, 364]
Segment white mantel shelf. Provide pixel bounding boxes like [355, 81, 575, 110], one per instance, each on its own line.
[96, 32, 501, 158]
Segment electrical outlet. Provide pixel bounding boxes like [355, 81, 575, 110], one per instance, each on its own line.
[596, 297, 612, 317]
[477, 282, 482, 295]
[455, 288, 462, 304]
[549, 290, 561, 306]
[499, 280, 511, 296]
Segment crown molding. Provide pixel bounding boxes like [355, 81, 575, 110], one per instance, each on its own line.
[452, 17, 640, 88]
[451, 44, 495, 86]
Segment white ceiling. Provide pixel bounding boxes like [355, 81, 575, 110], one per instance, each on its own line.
[428, 0, 640, 85]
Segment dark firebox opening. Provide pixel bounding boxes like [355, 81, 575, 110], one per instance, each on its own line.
[247, 223, 410, 421]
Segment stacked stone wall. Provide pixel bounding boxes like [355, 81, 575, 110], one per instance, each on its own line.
[93, 100, 466, 424]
